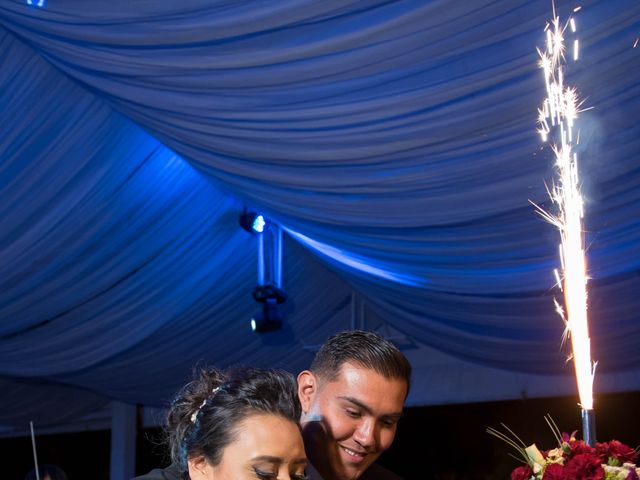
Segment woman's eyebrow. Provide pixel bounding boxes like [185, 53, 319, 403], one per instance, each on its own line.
[251, 455, 307, 464]
[251, 455, 282, 463]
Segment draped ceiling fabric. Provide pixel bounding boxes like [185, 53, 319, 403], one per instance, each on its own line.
[0, 0, 639, 430]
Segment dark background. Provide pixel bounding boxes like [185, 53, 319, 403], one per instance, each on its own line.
[4, 391, 640, 480]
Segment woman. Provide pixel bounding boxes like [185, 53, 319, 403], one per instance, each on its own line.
[134, 367, 307, 480]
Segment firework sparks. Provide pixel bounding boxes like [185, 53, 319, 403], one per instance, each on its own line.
[535, 10, 596, 413]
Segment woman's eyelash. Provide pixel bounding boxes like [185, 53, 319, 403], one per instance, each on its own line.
[252, 466, 309, 480]
[253, 468, 277, 480]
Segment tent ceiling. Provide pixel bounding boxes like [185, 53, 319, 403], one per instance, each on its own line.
[1, 0, 639, 429]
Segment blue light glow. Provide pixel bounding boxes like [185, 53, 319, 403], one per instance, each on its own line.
[26, 0, 45, 6]
[252, 215, 266, 233]
[285, 229, 425, 287]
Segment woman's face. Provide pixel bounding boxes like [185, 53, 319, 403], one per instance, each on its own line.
[189, 413, 307, 480]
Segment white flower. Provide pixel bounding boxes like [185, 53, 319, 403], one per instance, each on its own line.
[603, 464, 633, 480]
[545, 448, 565, 464]
[525, 444, 546, 470]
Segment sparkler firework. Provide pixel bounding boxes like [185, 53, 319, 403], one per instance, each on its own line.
[535, 6, 597, 444]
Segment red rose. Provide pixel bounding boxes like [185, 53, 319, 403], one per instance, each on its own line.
[596, 440, 638, 464]
[511, 465, 534, 480]
[570, 440, 596, 457]
[543, 463, 564, 480]
[562, 453, 604, 480]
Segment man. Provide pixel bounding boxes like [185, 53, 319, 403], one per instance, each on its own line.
[298, 330, 411, 480]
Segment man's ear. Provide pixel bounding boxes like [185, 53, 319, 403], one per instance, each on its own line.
[297, 370, 317, 414]
[188, 456, 211, 480]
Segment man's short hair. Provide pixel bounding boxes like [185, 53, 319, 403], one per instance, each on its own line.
[310, 330, 411, 392]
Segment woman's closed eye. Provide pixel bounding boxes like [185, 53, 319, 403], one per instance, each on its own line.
[253, 468, 308, 480]
[253, 467, 278, 480]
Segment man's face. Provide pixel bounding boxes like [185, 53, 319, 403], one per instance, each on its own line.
[298, 362, 407, 480]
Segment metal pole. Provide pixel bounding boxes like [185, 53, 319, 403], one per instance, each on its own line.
[29, 421, 40, 480]
[581, 408, 596, 447]
[275, 226, 283, 288]
[257, 234, 265, 285]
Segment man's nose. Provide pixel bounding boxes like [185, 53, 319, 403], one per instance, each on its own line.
[353, 418, 376, 448]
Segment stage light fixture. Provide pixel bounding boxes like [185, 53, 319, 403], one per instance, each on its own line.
[250, 284, 287, 333]
[240, 210, 266, 234]
[251, 297, 282, 333]
[253, 215, 266, 233]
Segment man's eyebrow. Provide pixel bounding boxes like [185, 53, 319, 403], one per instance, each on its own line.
[250, 455, 307, 465]
[337, 396, 404, 419]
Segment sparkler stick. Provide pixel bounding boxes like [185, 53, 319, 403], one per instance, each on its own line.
[535, 6, 597, 446]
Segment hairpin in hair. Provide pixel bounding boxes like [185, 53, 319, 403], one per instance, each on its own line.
[190, 386, 221, 423]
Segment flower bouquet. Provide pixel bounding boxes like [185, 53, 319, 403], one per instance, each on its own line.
[488, 416, 639, 480]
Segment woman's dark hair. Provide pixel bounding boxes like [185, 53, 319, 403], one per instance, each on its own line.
[166, 367, 301, 478]
[311, 330, 412, 393]
[24, 464, 68, 480]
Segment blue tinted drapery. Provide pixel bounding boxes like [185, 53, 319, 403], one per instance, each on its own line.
[1, 0, 640, 427]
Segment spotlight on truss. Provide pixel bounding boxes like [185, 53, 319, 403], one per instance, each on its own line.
[250, 284, 287, 333]
[239, 210, 266, 234]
